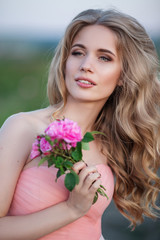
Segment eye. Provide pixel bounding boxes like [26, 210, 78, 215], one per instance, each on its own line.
[71, 51, 84, 56]
[99, 56, 111, 62]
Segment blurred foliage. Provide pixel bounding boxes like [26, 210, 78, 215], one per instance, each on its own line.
[0, 41, 56, 126]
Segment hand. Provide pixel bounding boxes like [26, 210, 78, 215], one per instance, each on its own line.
[66, 161, 101, 217]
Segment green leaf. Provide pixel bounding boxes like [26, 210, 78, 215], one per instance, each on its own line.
[48, 156, 56, 167]
[70, 170, 79, 185]
[56, 166, 65, 181]
[97, 187, 109, 199]
[93, 185, 109, 204]
[100, 184, 106, 191]
[90, 131, 107, 137]
[93, 192, 98, 204]
[60, 166, 65, 174]
[38, 156, 49, 166]
[55, 156, 64, 168]
[64, 172, 77, 191]
[71, 151, 82, 161]
[48, 159, 53, 167]
[56, 169, 62, 181]
[82, 132, 94, 143]
[81, 141, 90, 150]
[63, 160, 73, 169]
[71, 142, 82, 161]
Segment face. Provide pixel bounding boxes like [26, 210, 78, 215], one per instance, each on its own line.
[65, 25, 121, 105]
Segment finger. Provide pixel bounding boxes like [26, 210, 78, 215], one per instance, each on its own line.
[85, 172, 101, 184]
[78, 166, 98, 184]
[72, 161, 87, 174]
[84, 172, 101, 189]
[89, 178, 101, 193]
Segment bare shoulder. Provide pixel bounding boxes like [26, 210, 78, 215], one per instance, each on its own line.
[1, 112, 35, 133]
[0, 106, 54, 167]
[0, 106, 53, 137]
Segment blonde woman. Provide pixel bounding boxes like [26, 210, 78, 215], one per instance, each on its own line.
[0, 9, 160, 240]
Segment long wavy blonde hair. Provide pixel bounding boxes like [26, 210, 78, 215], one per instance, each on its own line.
[47, 9, 160, 228]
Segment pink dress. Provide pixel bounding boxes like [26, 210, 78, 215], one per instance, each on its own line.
[8, 164, 114, 240]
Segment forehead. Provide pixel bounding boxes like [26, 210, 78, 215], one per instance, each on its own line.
[72, 25, 118, 51]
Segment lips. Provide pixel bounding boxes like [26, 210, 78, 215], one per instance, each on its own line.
[75, 77, 96, 85]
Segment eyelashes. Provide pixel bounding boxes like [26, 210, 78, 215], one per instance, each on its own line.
[71, 51, 112, 62]
[99, 56, 111, 62]
[71, 51, 83, 56]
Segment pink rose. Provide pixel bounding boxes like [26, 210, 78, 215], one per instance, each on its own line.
[30, 139, 40, 159]
[45, 119, 82, 145]
[62, 119, 82, 144]
[40, 137, 52, 153]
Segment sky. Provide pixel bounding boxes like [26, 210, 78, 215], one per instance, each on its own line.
[0, 0, 160, 39]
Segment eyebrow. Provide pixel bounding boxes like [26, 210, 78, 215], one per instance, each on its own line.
[71, 43, 116, 57]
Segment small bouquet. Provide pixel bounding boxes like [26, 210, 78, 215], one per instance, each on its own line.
[30, 118, 108, 204]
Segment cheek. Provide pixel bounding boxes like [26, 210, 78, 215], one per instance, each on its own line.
[102, 68, 121, 87]
[113, 64, 121, 83]
[65, 59, 74, 80]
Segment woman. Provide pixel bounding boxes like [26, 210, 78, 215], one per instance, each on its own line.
[0, 9, 159, 240]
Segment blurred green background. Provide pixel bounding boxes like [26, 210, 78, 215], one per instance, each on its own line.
[0, 36, 160, 240]
[0, 39, 59, 126]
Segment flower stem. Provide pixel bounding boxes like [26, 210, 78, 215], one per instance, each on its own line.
[52, 148, 75, 163]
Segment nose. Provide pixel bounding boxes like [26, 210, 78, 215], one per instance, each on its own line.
[80, 55, 93, 73]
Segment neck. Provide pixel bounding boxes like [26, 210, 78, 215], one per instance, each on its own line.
[58, 97, 106, 135]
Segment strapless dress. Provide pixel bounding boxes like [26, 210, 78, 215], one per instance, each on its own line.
[8, 164, 114, 240]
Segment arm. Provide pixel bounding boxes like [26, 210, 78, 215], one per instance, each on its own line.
[0, 114, 101, 240]
[0, 201, 81, 240]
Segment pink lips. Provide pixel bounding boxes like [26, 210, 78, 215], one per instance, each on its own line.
[75, 77, 96, 88]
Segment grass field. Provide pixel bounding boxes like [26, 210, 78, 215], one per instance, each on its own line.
[0, 52, 52, 126]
